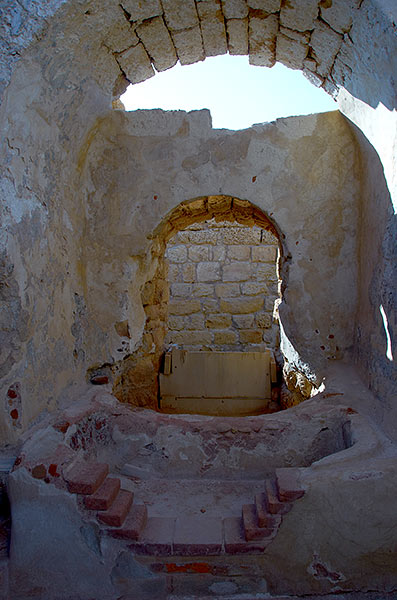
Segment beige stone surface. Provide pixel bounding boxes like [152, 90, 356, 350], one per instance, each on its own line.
[320, 0, 358, 33]
[197, 0, 228, 56]
[276, 33, 308, 70]
[121, 0, 163, 22]
[226, 18, 249, 55]
[136, 17, 177, 72]
[197, 261, 221, 282]
[222, 262, 252, 281]
[252, 245, 277, 262]
[117, 43, 155, 83]
[246, 0, 281, 11]
[248, 14, 278, 67]
[280, 0, 319, 32]
[221, 0, 249, 19]
[221, 297, 265, 314]
[171, 26, 205, 65]
[162, 0, 198, 30]
[310, 21, 343, 78]
[103, 19, 139, 53]
[169, 300, 201, 315]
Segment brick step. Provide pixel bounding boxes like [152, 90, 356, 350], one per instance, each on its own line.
[224, 516, 277, 554]
[276, 468, 305, 502]
[84, 477, 120, 510]
[97, 489, 133, 527]
[242, 504, 274, 541]
[64, 461, 109, 495]
[264, 479, 291, 515]
[255, 492, 282, 529]
[108, 504, 148, 540]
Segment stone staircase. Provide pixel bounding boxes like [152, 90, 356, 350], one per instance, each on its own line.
[63, 460, 304, 555]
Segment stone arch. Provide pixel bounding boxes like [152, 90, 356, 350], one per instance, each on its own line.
[113, 195, 285, 409]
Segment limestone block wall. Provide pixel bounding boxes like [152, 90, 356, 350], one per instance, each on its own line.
[165, 220, 279, 351]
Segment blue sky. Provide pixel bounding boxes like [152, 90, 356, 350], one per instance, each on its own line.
[121, 55, 336, 130]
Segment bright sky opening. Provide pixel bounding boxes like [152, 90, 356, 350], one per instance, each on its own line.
[121, 55, 337, 130]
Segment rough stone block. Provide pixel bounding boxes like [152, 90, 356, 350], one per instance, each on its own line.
[265, 479, 291, 515]
[117, 43, 155, 84]
[162, 0, 198, 30]
[320, 0, 357, 33]
[192, 283, 213, 297]
[173, 516, 223, 555]
[201, 298, 219, 312]
[169, 299, 201, 315]
[168, 315, 185, 331]
[167, 264, 180, 283]
[179, 229, 219, 244]
[255, 312, 272, 328]
[213, 330, 238, 344]
[205, 314, 232, 329]
[239, 329, 263, 343]
[171, 26, 205, 65]
[226, 18, 249, 55]
[222, 262, 251, 282]
[246, 0, 281, 12]
[310, 21, 343, 77]
[221, 0, 249, 19]
[197, 262, 221, 282]
[136, 17, 177, 72]
[276, 33, 308, 70]
[168, 330, 213, 345]
[280, 0, 318, 32]
[256, 264, 277, 280]
[182, 264, 195, 282]
[252, 245, 277, 262]
[212, 245, 226, 261]
[167, 245, 188, 263]
[97, 489, 134, 527]
[241, 282, 267, 295]
[215, 282, 240, 297]
[84, 477, 121, 511]
[220, 297, 264, 314]
[227, 245, 250, 260]
[186, 314, 206, 329]
[248, 14, 278, 67]
[64, 461, 109, 495]
[222, 227, 261, 244]
[232, 314, 255, 328]
[104, 19, 139, 53]
[122, 0, 163, 22]
[171, 283, 192, 298]
[188, 245, 210, 262]
[197, 0, 228, 57]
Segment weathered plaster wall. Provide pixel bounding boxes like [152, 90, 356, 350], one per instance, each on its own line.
[0, 0, 395, 444]
[78, 108, 360, 388]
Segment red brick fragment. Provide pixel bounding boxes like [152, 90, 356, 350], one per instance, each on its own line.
[53, 421, 70, 434]
[255, 493, 282, 529]
[242, 504, 274, 541]
[48, 463, 59, 477]
[7, 389, 17, 399]
[265, 479, 291, 515]
[276, 468, 305, 502]
[97, 489, 133, 527]
[10, 409, 18, 420]
[90, 375, 109, 385]
[84, 477, 120, 510]
[108, 505, 148, 540]
[224, 517, 276, 554]
[64, 461, 109, 495]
